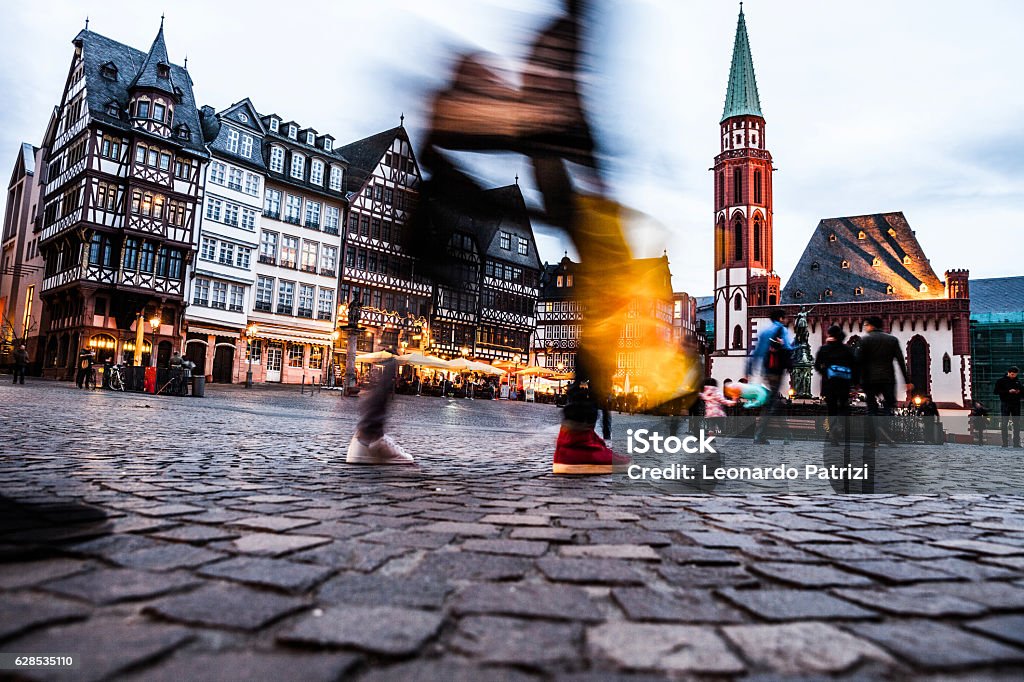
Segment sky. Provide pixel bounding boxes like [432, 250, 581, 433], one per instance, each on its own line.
[2, 0, 1022, 296]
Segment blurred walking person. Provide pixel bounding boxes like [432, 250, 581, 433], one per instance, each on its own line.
[744, 308, 794, 445]
[814, 326, 856, 446]
[12, 344, 29, 385]
[995, 366, 1022, 448]
[970, 400, 990, 445]
[856, 316, 912, 447]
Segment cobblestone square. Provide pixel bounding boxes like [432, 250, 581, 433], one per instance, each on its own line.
[1, 380, 1023, 679]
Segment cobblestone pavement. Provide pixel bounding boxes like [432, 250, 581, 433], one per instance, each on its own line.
[1, 379, 1023, 680]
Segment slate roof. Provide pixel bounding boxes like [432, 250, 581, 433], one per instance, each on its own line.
[126, 25, 176, 96]
[780, 212, 945, 305]
[970, 277, 1024, 316]
[74, 28, 206, 155]
[335, 126, 404, 192]
[721, 7, 763, 122]
[472, 184, 542, 271]
[539, 257, 578, 299]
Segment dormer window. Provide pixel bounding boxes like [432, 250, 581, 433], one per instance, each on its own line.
[810, 261, 820, 271]
[919, 283, 928, 293]
[841, 260, 850, 269]
[176, 124, 191, 141]
[888, 227, 897, 237]
[241, 134, 253, 158]
[226, 129, 239, 154]
[872, 257, 881, 267]
[857, 230, 866, 240]
[306, 132, 315, 145]
[106, 101, 120, 117]
[238, 112, 249, 123]
[324, 139, 332, 152]
[329, 166, 342, 191]
[310, 159, 324, 185]
[290, 153, 305, 180]
[101, 62, 118, 80]
[854, 287, 864, 296]
[886, 284, 895, 294]
[903, 255, 912, 265]
[157, 63, 170, 79]
[288, 124, 297, 139]
[172, 86, 184, 104]
[269, 118, 279, 133]
[828, 233, 837, 242]
[794, 290, 804, 299]
[824, 288, 833, 298]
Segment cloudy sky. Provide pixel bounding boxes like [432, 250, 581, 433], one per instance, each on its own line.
[2, 0, 1021, 295]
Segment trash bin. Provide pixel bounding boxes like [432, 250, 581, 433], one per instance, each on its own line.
[144, 366, 157, 394]
[192, 375, 206, 397]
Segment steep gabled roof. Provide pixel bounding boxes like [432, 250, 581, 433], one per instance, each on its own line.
[73, 28, 206, 155]
[473, 184, 542, 270]
[127, 25, 176, 96]
[780, 212, 945, 304]
[335, 126, 404, 192]
[721, 6, 763, 122]
[970, 277, 1024, 317]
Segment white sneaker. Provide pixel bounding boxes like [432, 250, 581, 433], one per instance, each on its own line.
[346, 434, 414, 465]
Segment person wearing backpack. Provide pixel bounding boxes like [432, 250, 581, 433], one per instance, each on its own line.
[856, 316, 912, 447]
[815, 326, 857, 446]
[744, 308, 794, 445]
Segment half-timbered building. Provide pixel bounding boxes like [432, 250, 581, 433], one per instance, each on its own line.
[422, 201, 482, 358]
[470, 184, 541, 363]
[36, 24, 207, 376]
[182, 100, 265, 383]
[245, 110, 347, 383]
[336, 124, 429, 356]
[533, 256, 581, 371]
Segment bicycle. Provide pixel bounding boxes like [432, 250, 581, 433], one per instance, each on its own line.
[106, 364, 126, 391]
[84, 364, 98, 390]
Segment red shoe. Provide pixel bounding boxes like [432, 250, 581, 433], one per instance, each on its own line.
[553, 426, 630, 475]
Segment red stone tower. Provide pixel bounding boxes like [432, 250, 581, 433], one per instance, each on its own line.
[713, 5, 779, 355]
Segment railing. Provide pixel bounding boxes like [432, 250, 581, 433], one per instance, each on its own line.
[284, 215, 301, 225]
[276, 304, 293, 315]
[224, 217, 239, 227]
[263, 210, 280, 220]
[317, 311, 333, 321]
[297, 308, 314, 319]
[301, 264, 318, 274]
[323, 226, 339, 236]
[211, 301, 226, 310]
[229, 304, 244, 312]
[280, 260, 297, 269]
[320, 268, 336, 277]
[227, 182, 243, 191]
[258, 255, 276, 265]
[305, 220, 320, 231]
[255, 301, 272, 312]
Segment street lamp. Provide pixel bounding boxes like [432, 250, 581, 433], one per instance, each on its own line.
[149, 314, 161, 367]
[245, 322, 258, 388]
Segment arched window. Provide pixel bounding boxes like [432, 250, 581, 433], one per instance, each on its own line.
[733, 219, 743, 261]
[753, 169, 762, 204]
[907, 335, 929, 396]
[753, 216, 762, 261]
[716, 220, 725, 265]
[943, 352, 952, 374]
[717, 172, 724, 207]
[732, 325, 744, 349]
[733, 293, 742, 311]
[733, 168, 743, 203]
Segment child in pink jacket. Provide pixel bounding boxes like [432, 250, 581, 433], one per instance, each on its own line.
[700, 378, 736, 435]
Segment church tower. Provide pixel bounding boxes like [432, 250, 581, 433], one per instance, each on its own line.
[713, 5, 779, 357]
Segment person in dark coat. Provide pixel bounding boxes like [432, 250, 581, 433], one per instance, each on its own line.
[12, 344, 29, 385]
[855, 316, 912, 446]
[75, 346, 96, 389]
[814, 326, 857, 445]
[995, 366, 1022, 448]
[917, 395, 942, 444]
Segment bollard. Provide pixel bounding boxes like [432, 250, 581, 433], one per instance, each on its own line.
[300, 375, 305, 395]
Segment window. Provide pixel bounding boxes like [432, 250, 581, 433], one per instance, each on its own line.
[811, 261, 820, 271]
[88, 233, 114, 267]
[858, 231, 866, 240]
[259, 231, 278, 263]
[753, 216, 762, 261]
[324, 206, 340, 234]
[872, 257, 881, 267]
[854, 286, 864, 296]
[280, 235, 298, 268]
[753, 169, 762, 203]
[301, 241, 318, 273]
[269, 146, 285, 173]
[500, 232, 511, 250]
[235, 246, 251, 269]
[828, 233, 837, 242]
[384, 187, 394, 204]
[269, 118, 279, 133]
[211, 281, 228, 309]
[174, 158, 191, 180]
[733, 219, 743, 261]
[888, 227, 897, 237]
[168, 249, 183, 279]
[229, 284, 245, 312]
[96, 182, 118, 211]
[329, 166, 342, 191]
[309, 345, 324, 369]
[153, 102, 166, 122]
[288, 343, 304, 367]
[193, 277, 210, 305]
[136, 99, 150, 119]
[244, 173, 259, 196]
[277, 280, 295, 314]
[733, 168, 742, 203]
[919, 283, 928, 293]
[264, 188, 281, 217]
[287, 124, 297, 139]
[310, 160, 324, 185]
[824, 288, 833, 298]
[246, 338, 262, 363]
[159, 153, 171, 171]
[306, 131, 315, 145]
[210, 161, 226, 184]
[285, 195, 302, 224]
[100, 135, 121, 160]
[228, 167, 243, 191]
[371, 218, 381, 239]
[241, 135, 253, 158]
[298, 284, 315, 317]
[794, 290, 804, 299]
[223, 203, 239, 227]
[139, 242, 156, 272]
[123, 238, 139, 270]
[733, 293, 742, 310]
[200, 236, 217, 260]
[517, 237, 528, 256]
[903, 255, 912, 265]
[226, 129, 239, 154]
[241, 208, 257, 231]
[886, 284, 895, 294]
[841, 259, 850, 269]
[360, 215, 370, 237]
[255, 276, 274, 311]
[305, 201, 321, 228]
[324, 138, 333, 152]
[556, 275, 563, 287]
[218, 241, 235, 265]
[373, 184, 383, 201]
[290, 154, 305, 179]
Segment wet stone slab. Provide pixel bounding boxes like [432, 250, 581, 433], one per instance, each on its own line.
[279, 605, 444, 656]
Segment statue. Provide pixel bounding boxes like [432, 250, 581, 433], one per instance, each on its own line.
[347, 294, 362, 328]
[794, 306, 811, 346]
[790, 306, 815, 398]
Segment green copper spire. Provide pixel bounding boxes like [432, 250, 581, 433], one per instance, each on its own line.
[721, 4, 763, 122]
